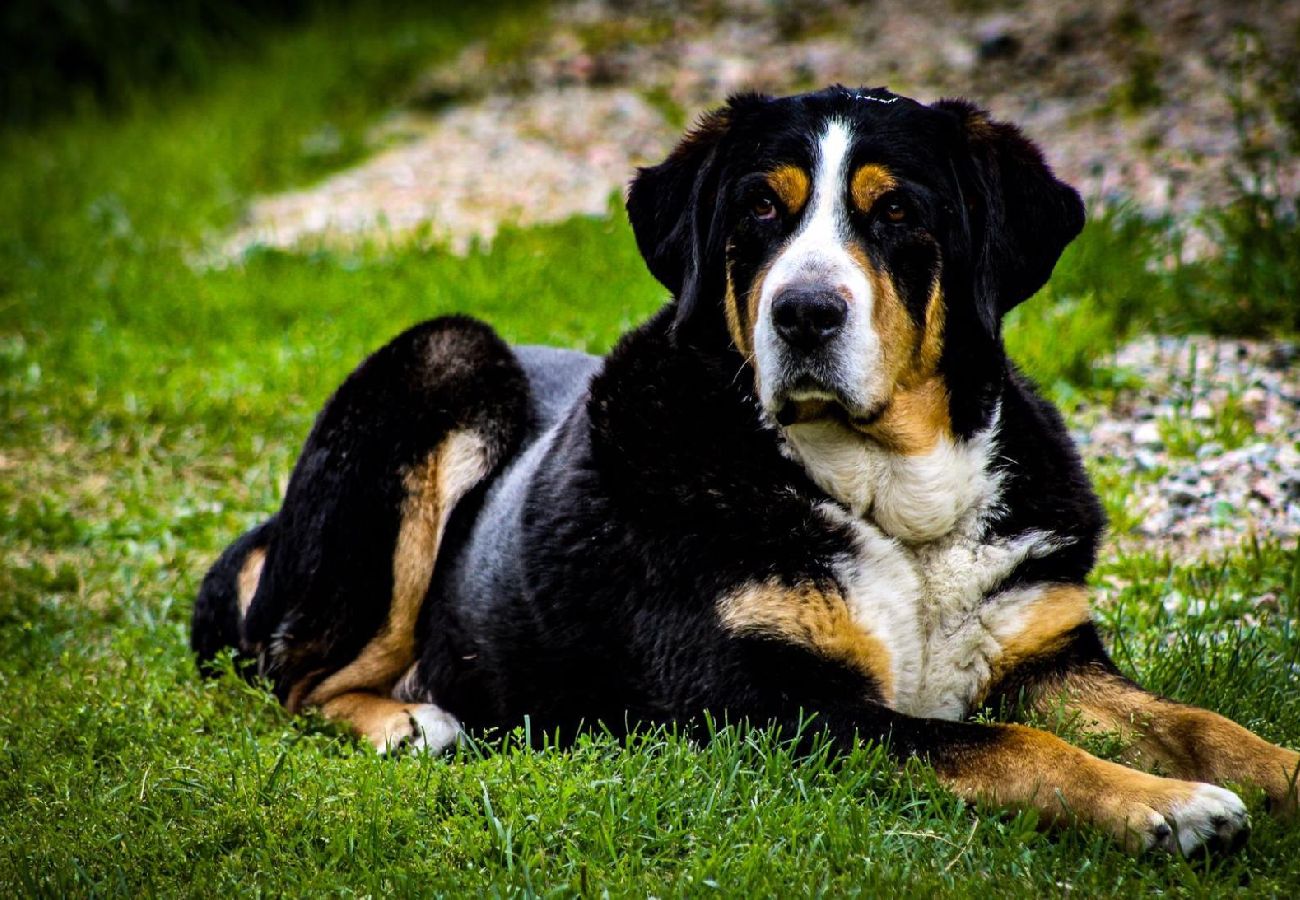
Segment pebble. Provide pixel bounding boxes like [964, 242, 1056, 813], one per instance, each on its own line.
[1132, 422, 1162, 447]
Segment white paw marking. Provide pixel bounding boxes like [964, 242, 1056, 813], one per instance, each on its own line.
[1163, 784, 1250, 856]
[378, 704, 462, 756]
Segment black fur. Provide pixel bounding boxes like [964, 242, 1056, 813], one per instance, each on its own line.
[191, 517, 274, 674]
[207, 316, 529, 705]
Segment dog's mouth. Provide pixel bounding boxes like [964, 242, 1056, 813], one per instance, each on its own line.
[773, 381, 888, 431]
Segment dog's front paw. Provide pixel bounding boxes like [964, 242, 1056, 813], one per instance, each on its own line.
[1105, 776, 1249, 857]
[1154, 783, 1251, 857]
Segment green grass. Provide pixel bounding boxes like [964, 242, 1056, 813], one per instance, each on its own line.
[3, 4, 1300, 894]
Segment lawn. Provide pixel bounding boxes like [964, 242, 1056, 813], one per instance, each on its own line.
[2, 3, 1299, 896]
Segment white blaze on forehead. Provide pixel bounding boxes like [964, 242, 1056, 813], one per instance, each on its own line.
[762, 119, 866, 301]
[752, 118, 881, 412]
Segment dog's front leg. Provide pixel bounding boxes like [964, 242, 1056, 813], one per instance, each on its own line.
[1012, 660, 1300, 817]
[972, 582, 1299, 816]
[713, 580, 1255, 854]
[733, 696, 1249, 856]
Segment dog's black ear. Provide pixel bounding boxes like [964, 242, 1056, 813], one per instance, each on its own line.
[626, 105, 732, 333]
[935, 99, 1085, 326]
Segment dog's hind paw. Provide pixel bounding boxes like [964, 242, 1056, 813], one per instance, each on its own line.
[377, 704, 462, 756]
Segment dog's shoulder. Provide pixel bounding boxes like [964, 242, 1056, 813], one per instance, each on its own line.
[986, 366, 1105, 585]
[585, 308, 811, 519]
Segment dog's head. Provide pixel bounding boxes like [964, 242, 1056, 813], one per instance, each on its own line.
[626, 86, 1083, 446]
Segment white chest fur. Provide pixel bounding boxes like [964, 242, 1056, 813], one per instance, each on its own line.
[783, 417, 1001, 544]
[821, 501, 1060, 720]
[789, 408, 1064, 720]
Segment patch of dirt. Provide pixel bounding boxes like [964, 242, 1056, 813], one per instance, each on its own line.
[225, 88, 671, 255]
[219, 0, 1300, 257]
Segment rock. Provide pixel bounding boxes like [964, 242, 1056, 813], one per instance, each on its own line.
[1135, 449, 1162, 471]
[975, 15, 1021, 61]
[1133, 422, 1163, 447]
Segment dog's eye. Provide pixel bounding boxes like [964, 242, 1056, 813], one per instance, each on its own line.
[751, 196, 778, 221]
[883, 198, 908, 224]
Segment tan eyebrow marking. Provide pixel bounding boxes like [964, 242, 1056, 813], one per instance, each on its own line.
[764, 165, 811, 215]
[850, 164, 897, 213]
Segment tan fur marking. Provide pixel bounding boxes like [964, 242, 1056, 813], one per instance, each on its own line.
[860, 248, 916, 381]
[302, 431, 490, 712]
[1035, 669, 1300, 814]
[863, 377, 952, 455]
[984, 585, 1093, 698]
[842, 248, 952, 455]
[236, 547, 266, 617]
[916, 281, 946, 384]
[726, 257, 775, 362]
[317, 691, 430, 753]
[718, 580, 894, 703]
[747, 259, 772, 333]
[285, 669, 327, 714]
[850, 164, 897, 214]
[765, 165, 811, 215]
[724, 260, 749, 357]
[939, 723, 1206, 851]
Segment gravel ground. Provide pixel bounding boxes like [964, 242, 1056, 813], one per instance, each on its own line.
[219, 0, 1299, 257]
[1077, 336, 1300, 558]
[225, 88, 671, 255]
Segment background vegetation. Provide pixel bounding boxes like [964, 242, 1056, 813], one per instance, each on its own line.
[2, 1, 1298, 894]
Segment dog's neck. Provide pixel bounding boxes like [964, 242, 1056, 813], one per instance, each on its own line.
[781, 402, 1003, 545]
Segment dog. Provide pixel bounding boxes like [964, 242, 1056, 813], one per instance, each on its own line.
[192, 86, 1298, 856]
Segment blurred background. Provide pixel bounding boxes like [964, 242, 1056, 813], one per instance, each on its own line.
[7, 0, 1298, 261]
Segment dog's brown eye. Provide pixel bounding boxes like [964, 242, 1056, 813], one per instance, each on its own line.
[884, 200, 907, 223]
[752, 196, 778, 221]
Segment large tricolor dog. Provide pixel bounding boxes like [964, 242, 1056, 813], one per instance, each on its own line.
[193, 86, 1298, 856]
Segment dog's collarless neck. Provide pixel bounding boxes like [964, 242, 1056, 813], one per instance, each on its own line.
[782, 402, 1004, 544]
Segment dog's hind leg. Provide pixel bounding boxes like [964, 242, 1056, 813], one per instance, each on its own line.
[193, 316, 529, 751]
[316, 691, 461, 755]
[295, 428, 492, 753]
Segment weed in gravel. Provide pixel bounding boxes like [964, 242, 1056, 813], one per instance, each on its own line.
[1158, 392, 1258, 459]
[1162, 27, 1300, 335]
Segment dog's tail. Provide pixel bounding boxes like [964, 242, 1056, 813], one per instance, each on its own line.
[190, 517, 275, 676]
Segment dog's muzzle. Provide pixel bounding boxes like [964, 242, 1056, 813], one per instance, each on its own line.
[762, 282, 887, 429]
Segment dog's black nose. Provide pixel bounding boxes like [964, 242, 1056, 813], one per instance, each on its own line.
[772, 287, 848, 351]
